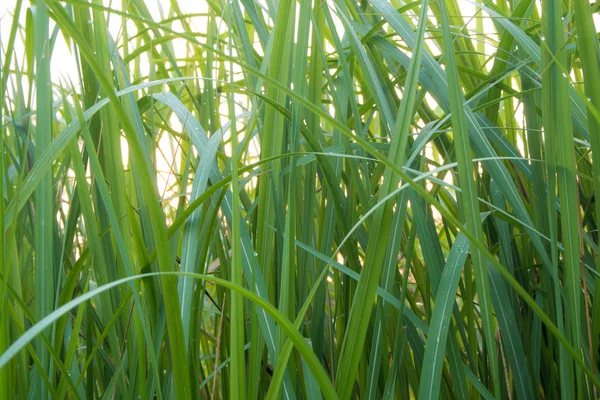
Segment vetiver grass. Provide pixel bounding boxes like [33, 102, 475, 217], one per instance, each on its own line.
[1, 0, 600, 398]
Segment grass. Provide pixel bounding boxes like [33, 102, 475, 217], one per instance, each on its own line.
[1, 0, 600, 398]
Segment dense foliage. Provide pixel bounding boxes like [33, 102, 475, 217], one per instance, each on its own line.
[1, 0, 600, 398]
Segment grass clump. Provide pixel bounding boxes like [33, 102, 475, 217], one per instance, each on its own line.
[1, 0, 600, 398]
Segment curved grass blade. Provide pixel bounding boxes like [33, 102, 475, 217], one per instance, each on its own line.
[418, 234, 469, 400]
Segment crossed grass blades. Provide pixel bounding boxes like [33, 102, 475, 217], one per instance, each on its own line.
[1, 0, 600, 398]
